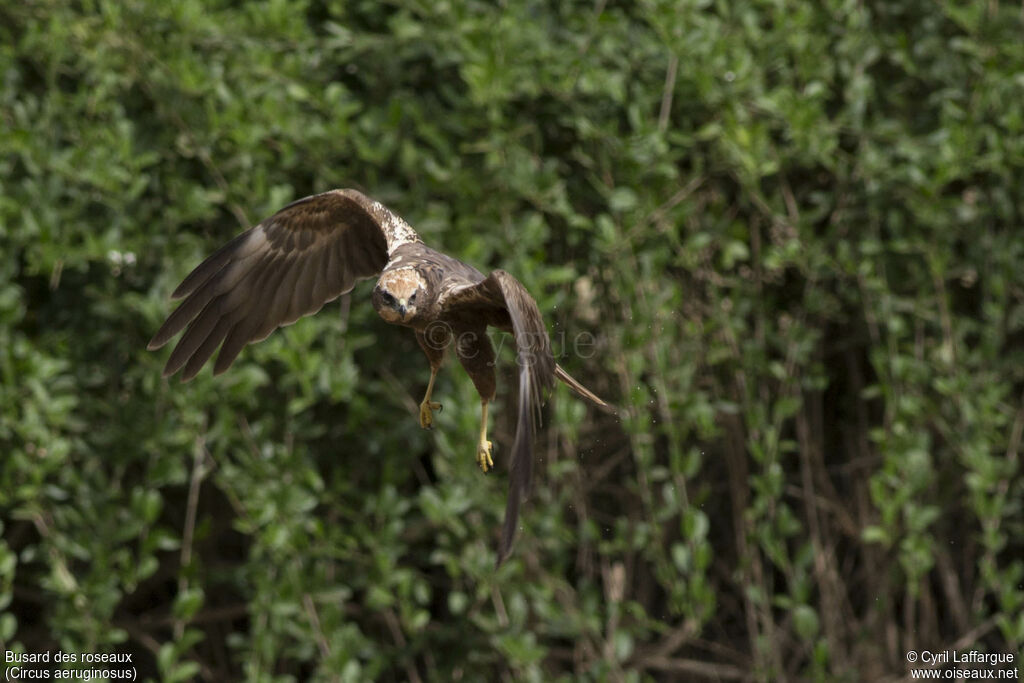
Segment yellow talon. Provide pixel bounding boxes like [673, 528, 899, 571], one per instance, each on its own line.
[419, 367, 441, 429]
[419, 400, 442, 430]
[476, 400, 492, 472]
[477, 440, 494, 473]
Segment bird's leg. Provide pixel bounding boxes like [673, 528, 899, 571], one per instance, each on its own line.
[418, 366, 442, 429]
[476, 400, 494, 473]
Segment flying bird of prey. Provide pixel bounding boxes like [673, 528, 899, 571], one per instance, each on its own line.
[149, 189, 607, 563]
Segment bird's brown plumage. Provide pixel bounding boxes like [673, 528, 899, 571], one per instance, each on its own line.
[149, 188, 607, 563]
[440, 271, 556, 562]
[147, 190, 418, 379]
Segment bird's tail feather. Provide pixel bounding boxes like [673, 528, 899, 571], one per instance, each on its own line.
[554, 364, 613, 412]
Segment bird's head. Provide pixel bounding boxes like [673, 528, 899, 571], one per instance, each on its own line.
[373, 268, 427, 324]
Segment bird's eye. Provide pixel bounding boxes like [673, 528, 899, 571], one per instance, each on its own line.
[409, 292, 417, 304]
[379, 290, 394, 303]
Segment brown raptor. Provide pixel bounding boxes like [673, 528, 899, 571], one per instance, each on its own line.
[148, 189, 606, 563]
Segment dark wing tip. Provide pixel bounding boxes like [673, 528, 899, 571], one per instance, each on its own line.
[162, 359, 179, 379]
[148, 325, 177, 352]
[496, 494, 521, 567]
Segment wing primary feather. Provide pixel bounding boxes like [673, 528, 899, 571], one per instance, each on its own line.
[498, 365, 537, 566]
[212, 317, 259, 376]
[162, 256, 269, 360]
[336, 225, 365, 292]
[323, 239, 343, 292]
[180, 317, 233, 381]
[292, 247, 326, 318]
[211, 251, 291, 374]
[149, 291, 215, 351]
[148, 239, 265, 350]
[170, 228, 260, 300]
[267, 253, 306, 327]
[162, 295, 227, 377]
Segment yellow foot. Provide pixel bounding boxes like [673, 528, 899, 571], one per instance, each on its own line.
[476, 440, 494, 473]
[419, 400, 442, 429]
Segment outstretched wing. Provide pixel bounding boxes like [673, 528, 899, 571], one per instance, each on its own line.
[149, 189, 421, 380]
[441, 270, 556, 564]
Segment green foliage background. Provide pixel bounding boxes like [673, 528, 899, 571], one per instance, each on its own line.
[2, 0, 1022, 680]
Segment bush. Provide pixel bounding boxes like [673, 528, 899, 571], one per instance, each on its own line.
[2, 0, 1021, 680]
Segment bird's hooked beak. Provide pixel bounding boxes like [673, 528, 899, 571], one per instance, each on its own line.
[397, 299, 408, 317]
